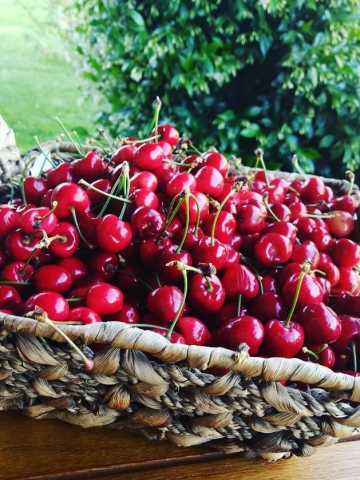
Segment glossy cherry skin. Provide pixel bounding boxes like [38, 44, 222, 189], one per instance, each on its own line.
[89, 251, 118, 280]
[147, 286, 184, 325]
[214, 316, 264, 355]
[217, 302, 248, 326]
[0, 206, 20, 237]
[337, 267, 360, 294]
[109, 302, 140, 324]
[174, 226, 204, 251]
[134, 143, 164, 170]
[159, 244, 193, 283]
[203, 211, 236, 243]
[157, 124, 179, 146]
[177, 317, 212, 346]
[223, 244, 241, 268]
[221, 264, 259, 300]
[131, 188, 159, 210]
[266, 222, 298, 243]
[194, 166, 224, 199]
[158, 140, 172, 157]
[5, 230, 42, 261]
[24, 292, 69, 321]
[237, 204, 267, 234]
[152, 328, 186, 344]
[68, 307, 102, 324]
[112, 144, 137, 164]
[86, 178, 112, 204]
[130, 171, 158, 192]
[291, 240, 320, 268]
[72, 150, 107, 181]
[318, 346, 336, 369]
[282, 272, 323, 306]
[301, 177, 326, 203]
[263, 320, 305, 358]
[178, 191, 209, 224]
[86, 282, 124, 315]
[329, 293, 360, 317]
[24, 177, 48, 204]
[326, 211, 354, 238]
[131, 207, 164, 239]
[318, 253, 340, 287]
[57, 257, 88, 284]
[51, 182, 90, 219]
[1, 261, 34, 283]
[0, 285, 22, 311]
[189, 273, 225, 312]
[50, 223, 79, 258]
[250, 292, 285, 322]
[202, 151, 229, 177]
[154, 162, 177, 189]
[34, 265, 72, 293]
[96, 214, 132, 253]
[307, 226, 333, 253]
[46, 162, 74, 188]
[296, 303, 341, 344]
[288, 200, 307, 221]
[21, 207, 58, 234]
[255, 233, 293, 267]
[332, 239, 360, 268]
[166, 172, 197, 198]
[270, 204, 291, 222]
[332, 194, 359, 214]
[193, 236, 227, 271]
[332, 315, 360, 353]
[139, 238, 170, 266]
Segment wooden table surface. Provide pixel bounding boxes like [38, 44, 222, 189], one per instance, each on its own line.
[0, 412, 358, 480]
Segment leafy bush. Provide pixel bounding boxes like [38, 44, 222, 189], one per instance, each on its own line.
[69, 0, 360, 175]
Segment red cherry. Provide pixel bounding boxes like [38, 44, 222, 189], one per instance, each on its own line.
[326, 210, 354, 237]
[159, 244, 193, 283]
[265, 221, 298, 242]
[158, 140, 172, 157]
[24, 292, 69, 321]
[329, 292, 360, 317]
[58, 257, 88, 284]
[0, 206, 20, 237]
[332, 194, 359, 214]
[223, 244, 241, 268]
[332, 315, 360, 353]
[0, 285, 22, 311]
[296, 303, 341, 344]
[221, 264, 259, 300]
[109, 302, 140, 324]
[195, 166, 224, 199]
[193, 236, 227, 271]
[264, 320, 304, 358]
[157, 124, 179, 146]
[317, 346, 336, 368]
[152, 328, 186, 344]
[34, 265, 72, 293]
[301, 177, 326, 203]
[174, 226, 204, 250]
[46, 163, 74, 188]
[237, 204, 267, 234]
[90, 251, 119, 279]
[178, 191, 209, 224]
[202, 152, 229, 177]
[282, 272, 323, 306]
[86, 282, 123, 315]
[215, 316, 264, 355]
[131, 188, 159, 210]
[1, 261, 34, 283]
[203, 211, 236, 243]
[189, 273, 225, 312]
[21, 207, 58, 234]
[254, 233, 293, 267]
[291, 240, 320, 268]
[307, 226, 333, 252]
[288, 200, 307, 221]
[337, 268, 360, 294]
[131, 206, 164, 239]
[130, 171, 158, 192]
[250, 292, 285, 322]
[51, 182, 90, 219]
[217, 302, 248, 326]
[24, 177, 48, 204]
[68, 307, 102, 324]
[6, 230, 42, 261]
[50, 223, 79, 258]
[134, 143, 164, 170]
[166, 172, 197, 198]
[318, 254, 340, 287]
[153, 162, 177, 189]
[112, 144, 136, 164]
[72, 150, 107, 180]
[332, 239, 360, 268]
[177, 317, 212, 346]
[147, 286, 184, 325]
[96, 214, 132, 253]
[269, 204, 291, 222]
[86, 178, 112, 204]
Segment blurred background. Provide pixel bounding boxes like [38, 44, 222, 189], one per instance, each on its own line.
[0, 0, 359, 177]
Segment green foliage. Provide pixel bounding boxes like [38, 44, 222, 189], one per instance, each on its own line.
[70, 0, 360, 174]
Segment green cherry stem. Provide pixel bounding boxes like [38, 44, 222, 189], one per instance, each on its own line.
[352, 341, 358, 372]
[130, 323, 168, 330]
[237, 294, 242, 317]
[291, 154, 305, 176]
[255, 148, 270, 187]
[302, 346, 319, 361]
[0, 280, 30, 286]
[152, 96, 162, 141]
[263, 194, 280, 222]
[210, 186, 239, 246]
[70, 208, 94, 249]
[177, 191, 190, 253]
[286, 261, 311, 327]
[119, 162, 130, 220]
[97, 165, 125, 218]
[346, 170, 355, 196]
[189, 192, 201, 235]
[166, 263, 188, 339]
[78, 179, 130, 203]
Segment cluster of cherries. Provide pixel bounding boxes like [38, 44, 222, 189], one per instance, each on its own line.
[0, 120, 359, 377]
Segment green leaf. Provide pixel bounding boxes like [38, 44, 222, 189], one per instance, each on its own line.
[129, 10, 145, 27]
[240, 123, 261, 138]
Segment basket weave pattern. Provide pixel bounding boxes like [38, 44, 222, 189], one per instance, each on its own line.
[0, 142, 359, 461]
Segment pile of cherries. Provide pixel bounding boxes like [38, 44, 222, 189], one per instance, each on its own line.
[0, 121, 360, 377]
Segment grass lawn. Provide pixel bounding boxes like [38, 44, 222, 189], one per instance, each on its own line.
[0, 0, 96, 153]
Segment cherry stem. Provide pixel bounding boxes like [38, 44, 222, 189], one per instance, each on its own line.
[37, 311, 93, 371]
[346, 170, 355, 195]
[0, 280, 30, 286]
[187, 140, 203, 156]
[70, 208, 94, 249]
[78, 179, 130, 203]
[286, 261, 311, 327]
[67, 297, 82, 303]
[152, 96, 162, 142]
[130, 323, 168, 330]
[189, 193, 201, 235]
[352, 341, 358, 372]
[55, 116, 83, 156]
[263, 194, 280, 222]
[165, 193, 183, 228]
[255, 148, 270, 187]
[211, 185, 240, 246]
[167, 267, 188, 339]
[123, 134, 160, 145]
[291, 154, 305, 176]
[119, 162, 130, 220]
[237, 294, 242, 317]
[302, 346, 319, 360]
[257, 275, 264, 295]
[97, 165, 126, 218]
[305, 213, 334, 219]
[177, 191, 190, 253]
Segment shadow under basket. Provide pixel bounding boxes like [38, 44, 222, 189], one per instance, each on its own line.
[0, 142, 359, 461]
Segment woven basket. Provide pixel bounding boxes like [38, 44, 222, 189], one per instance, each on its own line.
[0, 140, 359, 462]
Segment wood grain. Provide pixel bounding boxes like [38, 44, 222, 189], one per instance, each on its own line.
[0, 412, 358, 480]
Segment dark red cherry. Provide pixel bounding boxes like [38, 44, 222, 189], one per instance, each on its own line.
[296, 303, 341, 344]
[131, 207, 164, 239]
[68, 307, 102, 324]
[153, 162, 177, 189]
[139, 238, 171, 266]
[157, 124, 179, 146]
[317, 346, 336, 368]
[215, 316, 264, 355]
[24, 177, 48, 204]
[130, 171, 158, 192]
[332, 315, 360, 353]
[288, 200, 307, 221]
[202, 151, 229, 177]
[166, 172, 197, 198]
[0, 285, 22, 311]
[282, 272, 323, 306]
[96, 214, 132, 253]
[6, 230, 42, 261]
[174, 226, 204, 250]
[50, 223, 79, 258]
[203, 211, 236, 243]
[332, 194, 359, 214]
[90, 252, 119, 280]
[24, 292, 69, 321]
[152, 328, 186, 344]
[326, 211, 354, 238]
[318, 254, 340, 287]
[189, 273, 225, 312]
[0, 206, 20, 237]
[223, 244, 241, 268]
[250, 292, 285, 322]
[35, 265, 72, 293]
[193, 236, 227, 271]
[131, 188, 159, 210]
[178, 191, 209, 224]
[332, 239, 360, 268]
[58, 257, 88, 284]
[237, 204, 267, 234]
[46, 163, 74, 188]
[1, 261, 34, 283]
[86, 282, 123, 315]
[21, 207, 58, 234]
[134, 143, 164, 170]
[269, 204, 291, 222]
[112, 144, 136, 164]
[301, 177, 326, 203]
[307, 226, 333, 252]
[86, 178, 112, 204]
[195, 166, 224, 199]
[291, 240, 320, 268]
[109, 302, 140, 324]
[51, 182, 90, 219]
[254, 233, 293, 267]
[222, 264, 259, 300]
[337, 267, 360, 294]
[266, 221, 298, 242]
[72, 150, 107, 181]
[160, 244, 193, 283]
[217, 302, 248, 326]
[263, 320, 304, 358]
[177, 316, 212, 346]
[147, 286, 184, 325]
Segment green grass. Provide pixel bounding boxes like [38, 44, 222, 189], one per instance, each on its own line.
[0, 0, 96, 153]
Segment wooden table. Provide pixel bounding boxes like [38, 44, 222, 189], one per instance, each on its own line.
[0, 412, 358, 480]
